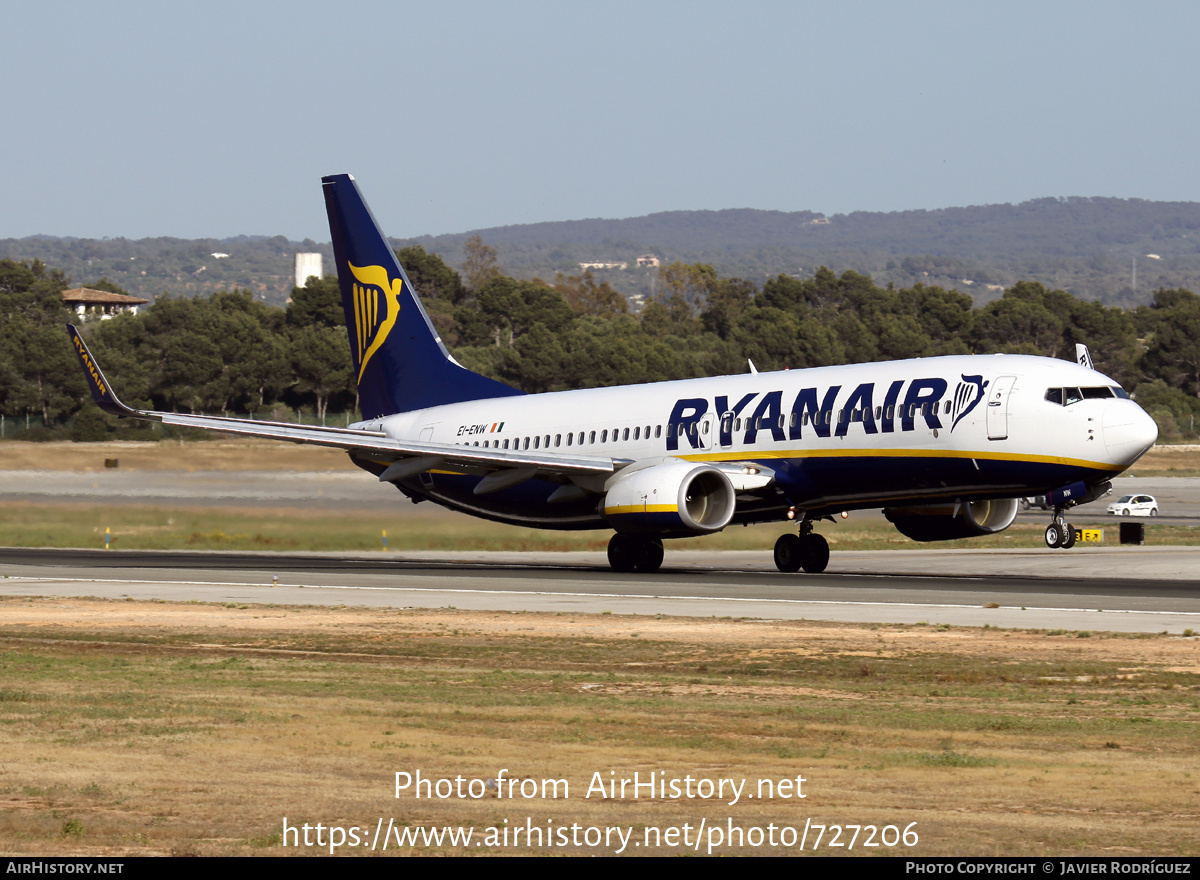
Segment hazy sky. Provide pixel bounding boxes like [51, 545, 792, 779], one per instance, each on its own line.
[3, 0, 1198, 240]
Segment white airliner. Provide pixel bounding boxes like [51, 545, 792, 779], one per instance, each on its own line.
[68, 174, 1159, 574]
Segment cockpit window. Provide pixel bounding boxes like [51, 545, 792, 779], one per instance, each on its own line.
[1045, 386, 1118, 406]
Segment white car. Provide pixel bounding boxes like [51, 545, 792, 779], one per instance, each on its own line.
[1106, 494, 1158, 517]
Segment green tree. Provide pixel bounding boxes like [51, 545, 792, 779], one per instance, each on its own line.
[1137, 288, 1200, 399]
[462, 236, 501, 291]
[290, 324, 353, 422]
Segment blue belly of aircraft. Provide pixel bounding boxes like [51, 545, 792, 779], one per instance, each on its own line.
[380, 453, 1112, 531]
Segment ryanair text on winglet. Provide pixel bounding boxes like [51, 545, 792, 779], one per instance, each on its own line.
[73, 334, 107, 397]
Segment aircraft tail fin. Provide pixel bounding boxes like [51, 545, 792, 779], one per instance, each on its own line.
[321, 174, 522, 419]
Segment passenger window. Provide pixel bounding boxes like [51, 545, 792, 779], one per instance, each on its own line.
[601, 429, 607, 442]
[544, 435, 551, 447]
[655, 425, 662, 439]
[634, 426, 641, 440]
[555, 434, 561, 447]
[944, 400, 951, 414]
[735, 418, 742, 431]
[589, 431, 596, 444]
[566, 433, 572, 446]
[623, 428, 630, 441]
[533, 436, 540, 449]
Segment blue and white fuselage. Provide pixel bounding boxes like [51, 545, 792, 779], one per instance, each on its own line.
[355, 354, 1155, 533]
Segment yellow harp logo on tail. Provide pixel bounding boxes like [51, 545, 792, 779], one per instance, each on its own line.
[347, 263, 403, 382]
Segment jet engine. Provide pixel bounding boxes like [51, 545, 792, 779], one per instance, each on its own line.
[884, 498, 1020, 542]
[602, 459, 736, 536]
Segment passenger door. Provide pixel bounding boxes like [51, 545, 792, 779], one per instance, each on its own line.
[987, 376, 1017, 440]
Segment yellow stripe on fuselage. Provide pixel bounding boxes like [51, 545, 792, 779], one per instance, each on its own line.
[677, 447, 1123, 472]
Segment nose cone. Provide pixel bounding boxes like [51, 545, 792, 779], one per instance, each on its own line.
[1103, 400, 1158, 467]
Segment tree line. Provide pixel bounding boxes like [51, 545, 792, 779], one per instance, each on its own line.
[1, 246, 1198, 442]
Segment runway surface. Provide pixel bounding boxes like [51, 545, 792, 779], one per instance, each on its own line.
[2, 545, 1198, 634]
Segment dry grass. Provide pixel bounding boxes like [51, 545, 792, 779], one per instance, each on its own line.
[1131, 444, 1200, 476]
[0, 597, 1197, 856]
[0, 439, 356, 472]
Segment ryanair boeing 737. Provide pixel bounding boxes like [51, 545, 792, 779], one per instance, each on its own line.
[68, 174, 1159, 574]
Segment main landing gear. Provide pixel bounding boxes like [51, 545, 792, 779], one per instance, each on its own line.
[773, 520, 830, 574]
[1044, 506, 1077, 549]
[607, 533, 664, 573]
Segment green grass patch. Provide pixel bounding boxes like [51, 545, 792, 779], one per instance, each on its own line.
[1, 500, 1198, 552]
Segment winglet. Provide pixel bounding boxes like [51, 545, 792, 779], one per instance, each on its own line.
[66, 324, 146, 418]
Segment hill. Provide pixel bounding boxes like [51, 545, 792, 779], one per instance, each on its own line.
[4, 197, 1200, 306]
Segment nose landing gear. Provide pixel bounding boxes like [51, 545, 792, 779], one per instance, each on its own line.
[774, 519, 830, 573]
[1044, 507, 1078, 549]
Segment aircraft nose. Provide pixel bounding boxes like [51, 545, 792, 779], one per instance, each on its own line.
[1103, 400, 1158, 466]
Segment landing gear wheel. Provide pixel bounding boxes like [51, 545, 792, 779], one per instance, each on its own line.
[607, 534, 664, 573]
[800, 533, 830, 574]
[1044, 523, 1063, 548]
[607, 534, 638, 572]
[774, 534, 804, 573]
[634, 538, 664, 573]
[1060, 524, 1077, 549]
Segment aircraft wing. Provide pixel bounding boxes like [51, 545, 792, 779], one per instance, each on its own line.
[67, 324, 618, 482]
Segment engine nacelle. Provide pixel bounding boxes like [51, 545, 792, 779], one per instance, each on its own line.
[603, 459, 736, 536]
[884, 498, 1019, 542]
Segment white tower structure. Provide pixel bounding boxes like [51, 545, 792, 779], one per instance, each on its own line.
[294, 252, 323, 288]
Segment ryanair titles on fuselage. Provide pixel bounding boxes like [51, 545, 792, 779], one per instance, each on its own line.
[452, 373, 994, 450]
[664, 374, 989, 451]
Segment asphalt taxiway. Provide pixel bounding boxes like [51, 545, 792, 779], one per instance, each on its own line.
[1, 545, 1197, 634]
